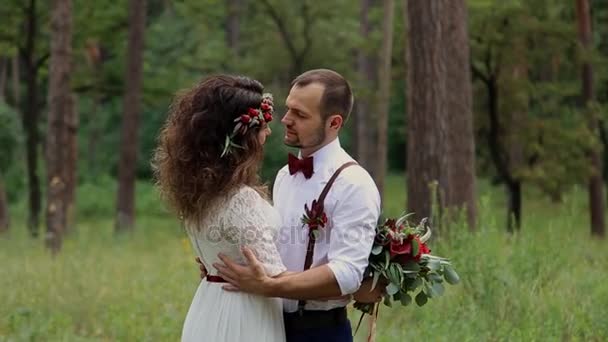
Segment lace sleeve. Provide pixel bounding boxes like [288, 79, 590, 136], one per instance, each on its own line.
[220, 187, 286, 277]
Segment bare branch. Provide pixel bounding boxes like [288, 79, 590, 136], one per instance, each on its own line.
[259, 0, 299, 62]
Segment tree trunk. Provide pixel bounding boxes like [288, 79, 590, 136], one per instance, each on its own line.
[226, 0, 241, 54]
[46, 0, 73, 253]
[0, 176, 9, 233]
[443, 0, 477, 230]
[485, 75, 521, 232]
[375, 0, 394, 199]
[65, 93, 78, 230]
[406, 0, 448, 225]
[506, 180, 521, 231]
[355, 0, 377, 176]
[23, 0, 42, 238]
[12, 55, 20, 106]
[85, 40, 103, 178]
[116, 0, 147, 232]
[576, 0, 606, 238]
[0, 57, 6, 101]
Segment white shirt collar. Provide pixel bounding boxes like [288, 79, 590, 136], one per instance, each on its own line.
[298, 137, 342, 172]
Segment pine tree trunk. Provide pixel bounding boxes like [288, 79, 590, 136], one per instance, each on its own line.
[65, 93, 78, 230]
[443, 0, 477, 230]
[375, 0, 394, 199]
[355, 0, 376, 175]
[0, 176, 9, 233]
[406, 0, 448, 225]
[46, 0, 73, 253]
[23, 0, 42, 238]
[501, 34, 528, 232]
[116, 0, 147, 232]
[12, 55, 19, 106]
[226, 0, 241, 54]
[85, 40, 103, 179]
[0, 57, 6, 101]
[576, 0, 606, 238]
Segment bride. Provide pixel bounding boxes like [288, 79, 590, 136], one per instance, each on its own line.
[153, 75, 286, 341]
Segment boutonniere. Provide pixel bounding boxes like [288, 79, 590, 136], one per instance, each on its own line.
[301, 199, 328, 238]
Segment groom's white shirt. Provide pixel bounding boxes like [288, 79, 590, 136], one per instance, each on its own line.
[273, 137, 381, 313]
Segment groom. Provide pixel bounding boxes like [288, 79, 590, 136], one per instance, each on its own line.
[210, 69, 383, 342]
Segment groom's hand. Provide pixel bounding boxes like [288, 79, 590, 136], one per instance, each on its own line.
[352, 277, 387, 303]
[213, 246, 273, 295]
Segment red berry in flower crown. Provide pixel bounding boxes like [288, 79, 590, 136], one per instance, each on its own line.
[261, 103, 271, 111]
[264, 113, 273, 122]
[240, 114, 251, 124]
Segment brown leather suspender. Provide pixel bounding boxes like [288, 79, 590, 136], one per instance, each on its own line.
[298, 161, 358, 314]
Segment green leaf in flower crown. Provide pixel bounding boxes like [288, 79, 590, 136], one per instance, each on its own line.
[400, 292, 412, 306]
[411, 238, 419, 257]
[371, 270, 381, 291]
[444, 266, 460, 285]
[386, 283, 400, 296]
[415, 291, 428, 306]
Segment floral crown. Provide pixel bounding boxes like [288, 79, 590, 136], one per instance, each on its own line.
[221, 93, 274, 157]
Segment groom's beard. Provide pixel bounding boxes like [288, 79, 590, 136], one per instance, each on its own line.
[284, 125, 326, 150]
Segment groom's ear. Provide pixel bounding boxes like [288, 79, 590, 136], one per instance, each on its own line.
[329, 115, 343, 130]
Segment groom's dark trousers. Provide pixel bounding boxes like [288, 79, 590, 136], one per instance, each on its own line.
[283, 307, 352, 342]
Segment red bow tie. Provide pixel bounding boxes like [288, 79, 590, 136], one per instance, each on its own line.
[288, 153, 314, 179]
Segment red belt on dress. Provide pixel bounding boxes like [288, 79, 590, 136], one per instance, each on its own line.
[206, 275, 227, 283]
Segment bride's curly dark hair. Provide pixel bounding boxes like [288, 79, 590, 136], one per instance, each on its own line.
[153, 75, 269, 222]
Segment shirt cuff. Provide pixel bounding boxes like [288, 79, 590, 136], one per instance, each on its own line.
[327, 260, 362, 295]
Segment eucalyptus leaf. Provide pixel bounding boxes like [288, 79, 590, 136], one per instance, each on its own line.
[400, 292, 412, 306]
[427, 273, 443, 283]
[384, 295, 393, 307]
[444, 266, 460, 285]
[394, 263, 404, 285]
[384, 250, 390, 270]
[432, 282, 445, 296]
[386, 282, 400, 296]
[409, 277, 423, 291]
[415, 291, 428, 306]
[426, 258, 441, 272]
[403, 261, 421, 272]
[425, 282, 436, 298]
[371, 270, 381, 291]
[371, 245, 383, 255]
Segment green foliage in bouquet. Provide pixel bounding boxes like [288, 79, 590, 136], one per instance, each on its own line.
[354, 214, 460, 314]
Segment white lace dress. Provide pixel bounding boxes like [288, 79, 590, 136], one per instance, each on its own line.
[181, 186, 287, 342]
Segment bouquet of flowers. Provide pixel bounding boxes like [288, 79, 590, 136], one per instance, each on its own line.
[353, 213, 460, 315]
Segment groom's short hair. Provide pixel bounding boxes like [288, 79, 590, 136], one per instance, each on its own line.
[291, 69, 354, 123]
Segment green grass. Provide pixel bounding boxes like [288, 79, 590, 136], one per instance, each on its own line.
[1, 175, 607, 341]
